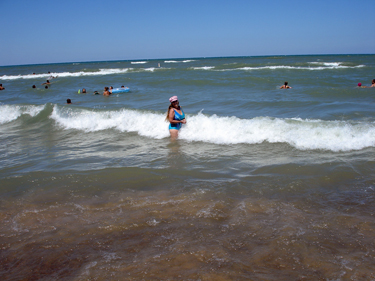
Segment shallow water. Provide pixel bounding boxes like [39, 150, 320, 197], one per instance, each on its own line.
[1, 55, 375, 280]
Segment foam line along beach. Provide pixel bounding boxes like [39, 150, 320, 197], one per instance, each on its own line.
[0, 54, 375, 280]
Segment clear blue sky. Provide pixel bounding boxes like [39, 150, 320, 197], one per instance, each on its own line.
[1, 0, 374, 66]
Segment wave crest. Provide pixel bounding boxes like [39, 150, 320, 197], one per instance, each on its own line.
[50, 107, 375, 152]
[0, 104, 46, 124]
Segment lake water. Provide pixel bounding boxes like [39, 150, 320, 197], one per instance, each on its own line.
[1, 55, 375, 280]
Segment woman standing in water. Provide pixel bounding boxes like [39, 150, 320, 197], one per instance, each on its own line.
[166, 96, 186, 140]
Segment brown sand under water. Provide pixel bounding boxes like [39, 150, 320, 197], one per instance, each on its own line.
[1, 173, 374, 280]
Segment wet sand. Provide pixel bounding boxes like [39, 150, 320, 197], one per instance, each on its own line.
[1, 169, 374, 280]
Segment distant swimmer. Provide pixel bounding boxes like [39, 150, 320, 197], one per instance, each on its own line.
[121, 85, 126, 88]
[357, 83, 367, 88]
[78, 88, 87, 94]
[45, 85, 49, 89]
[166, 96, 186, 140]
[94, 91, 100, 95]
[103, 87, 111, 96]
[371, 79, 375, 88]
[109, 86, 113, 94]
[0, 84, 4, 90]
[67, 99, 72, 104]
[42, 80, 50, 85]
[32, 85, 36, 88]
[280, 81, 292, 89]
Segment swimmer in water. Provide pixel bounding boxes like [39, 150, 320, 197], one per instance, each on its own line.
[280, 81, 292, 89]
[0, 84, 4, 90]
[357, 83, 367, 88]
[67, 99, 72, 104]
[42, 80, 50, 85]
[371, 79, 375, 88]
[103, 87, 111, 96]
[166, 96, 186, 140]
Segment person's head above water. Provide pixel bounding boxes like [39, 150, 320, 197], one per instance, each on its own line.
[169, 96, 178, 103]
[358, 83, 362, 87]
[67, 99, 72, 104]
[284, 82, 288, 86]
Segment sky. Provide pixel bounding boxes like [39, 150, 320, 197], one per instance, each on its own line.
[0, 0, 374, 66]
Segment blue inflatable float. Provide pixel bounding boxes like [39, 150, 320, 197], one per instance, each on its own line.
[111, 87, 130, 93]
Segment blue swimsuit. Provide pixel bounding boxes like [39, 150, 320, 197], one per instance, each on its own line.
[169, 108, 185, 130]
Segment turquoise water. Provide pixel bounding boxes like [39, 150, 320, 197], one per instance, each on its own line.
[1, 55, 375, 280]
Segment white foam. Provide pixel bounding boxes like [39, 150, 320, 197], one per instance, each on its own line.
[0, 73, 57, 80]
[51, 106, 170, 139]
[237, 65, 365, 71]
[50, 107, 375, 152]
[146, 219, 160, 226]
[0, 67, 168, 80]
[191, 66, 215, 70]
[0, 69, 132, 80]
[131, 61, 147, 64]
[180, 113, 375, 151]
[164, 60, 195, 63]
[189, 64, 365, 72]
[0, 104, 45, 124]
[309, 62, 342, 67]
